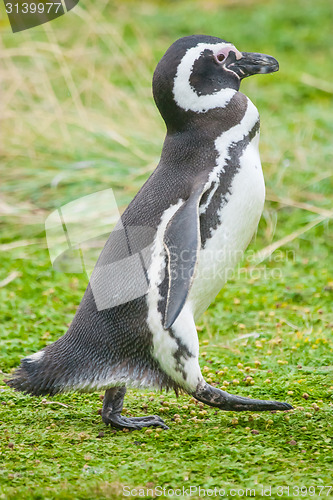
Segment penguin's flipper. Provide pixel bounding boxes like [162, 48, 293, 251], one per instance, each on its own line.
[163, 183, 204, 329]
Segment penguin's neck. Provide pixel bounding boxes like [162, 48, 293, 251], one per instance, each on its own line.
[159, 92, 259, 175]
[166, 91, 251, 136]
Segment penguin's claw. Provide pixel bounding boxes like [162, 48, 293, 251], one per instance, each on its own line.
[129, 416, 169, 430]
[102, 412, 168, 431]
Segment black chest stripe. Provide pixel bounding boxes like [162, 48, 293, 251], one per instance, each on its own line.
[199, 119, 260, 246]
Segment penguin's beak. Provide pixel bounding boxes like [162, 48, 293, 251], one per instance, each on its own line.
[228, 52, 279, 79]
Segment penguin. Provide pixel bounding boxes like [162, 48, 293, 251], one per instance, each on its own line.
[6, 35, 293, 430]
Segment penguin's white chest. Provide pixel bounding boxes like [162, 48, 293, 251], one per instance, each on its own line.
[189, 132, 265, 319]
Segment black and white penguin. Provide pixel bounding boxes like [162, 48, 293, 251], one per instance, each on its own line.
[7, 35, 292, 430]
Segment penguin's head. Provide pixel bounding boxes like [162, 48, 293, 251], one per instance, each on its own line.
[153, 35, 278, 130]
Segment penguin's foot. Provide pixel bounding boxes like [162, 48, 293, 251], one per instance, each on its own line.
[192, 381, 293, 412]
[101, 386, 168, 431]
[102, 413, 168, 431]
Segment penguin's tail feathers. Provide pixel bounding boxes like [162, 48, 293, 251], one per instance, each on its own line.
[5, 349, 64, 397]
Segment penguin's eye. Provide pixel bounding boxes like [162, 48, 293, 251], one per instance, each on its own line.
[214, 48, 234, 65]
[216, 53, 226, 62]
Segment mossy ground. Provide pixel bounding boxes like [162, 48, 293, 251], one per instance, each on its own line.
[0, 0, 333, 498]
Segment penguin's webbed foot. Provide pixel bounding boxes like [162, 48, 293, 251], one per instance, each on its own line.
[101, 386, 168, 431]
[192, 381, 293, 412]
[102, 413, 168, 431]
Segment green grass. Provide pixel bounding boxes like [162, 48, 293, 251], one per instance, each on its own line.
[1, 0, 333, 498]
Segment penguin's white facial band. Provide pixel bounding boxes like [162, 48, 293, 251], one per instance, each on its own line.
[173, 42, 238, 113]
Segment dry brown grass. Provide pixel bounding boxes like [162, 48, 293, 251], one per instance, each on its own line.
[1, 0, 332, 251]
